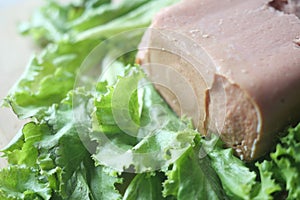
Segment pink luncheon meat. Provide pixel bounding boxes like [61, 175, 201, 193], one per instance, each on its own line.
[137, 0, 300, 160]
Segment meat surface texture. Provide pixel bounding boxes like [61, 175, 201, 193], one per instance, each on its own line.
[137, 0, 300, 160]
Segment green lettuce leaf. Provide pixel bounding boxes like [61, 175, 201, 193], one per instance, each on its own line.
[74, 0, 180, 42]
[0, 166, 51, 200]
[19, 0, 86, 46]
[66, 159, 122, 200]
[123, 173, 165, 200]
[209, 148, 256, 199]
[6, 39, 96, 119]
[252, 161, 281, 200]
[70, 0, 150, 32]
[6, 0, 179, 119]
[203, 135, 257, 200]
[91, 66, 197, 173]
[203, 125, 300, 200]
[1, 89, 123, 199]
[163, 141, 227, 200]
[269, 124, 300, 199]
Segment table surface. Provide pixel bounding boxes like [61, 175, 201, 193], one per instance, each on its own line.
[0, 0, 43, 167]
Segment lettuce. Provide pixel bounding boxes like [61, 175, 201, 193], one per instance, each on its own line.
[1, 0, 300, 199]
[0, 166, 51, 200]
[203, 125, 300, 200]
[6, 0, 179, 119]
[123, 173, 165, 200]
[203, 135, 280, 200]
[268, 124, 300, 199]
[163, 143, 227, 200]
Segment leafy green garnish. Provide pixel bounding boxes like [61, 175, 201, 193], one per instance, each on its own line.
[0, 166, 51, 200]
[123, 173, 165, 200]
[2, 0, 300, 199]
[163, 143, 227, 200]
[268, 124, 300, 199]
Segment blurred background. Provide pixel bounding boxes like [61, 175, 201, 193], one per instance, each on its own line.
[0, 0, 42, 167]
